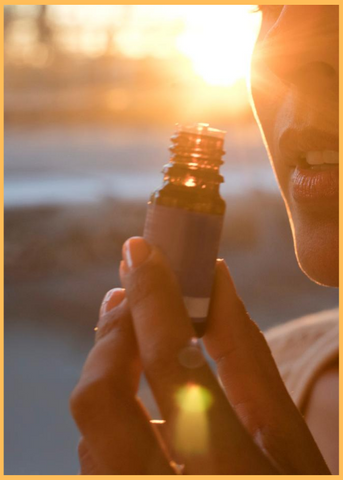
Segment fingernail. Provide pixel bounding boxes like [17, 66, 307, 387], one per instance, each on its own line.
[99, 288, 125, 317]
[122, 237, 151, 270]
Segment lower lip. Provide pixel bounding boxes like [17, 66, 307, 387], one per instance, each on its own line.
[291, 165, 339, 205]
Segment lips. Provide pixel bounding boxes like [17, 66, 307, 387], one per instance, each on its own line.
[278, 127, 339, 205]
[291, 165, 338, 204]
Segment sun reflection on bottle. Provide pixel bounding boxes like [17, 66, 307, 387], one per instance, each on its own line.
[184, 177, 197, 187]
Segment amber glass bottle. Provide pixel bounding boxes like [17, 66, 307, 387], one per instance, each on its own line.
[144, 123, 226, 337]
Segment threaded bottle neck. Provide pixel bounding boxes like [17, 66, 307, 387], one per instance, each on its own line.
[163, 123, 226, 185]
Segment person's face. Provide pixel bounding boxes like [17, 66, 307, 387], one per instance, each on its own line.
[250, 6, 338, 287]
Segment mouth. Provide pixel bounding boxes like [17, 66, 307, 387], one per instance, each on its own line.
[299, 150, 339, 168]
[279, 127, 339, 166]
[278, 128, 339, 205]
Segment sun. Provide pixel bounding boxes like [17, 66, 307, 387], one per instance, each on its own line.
[175, 6, 262, 86]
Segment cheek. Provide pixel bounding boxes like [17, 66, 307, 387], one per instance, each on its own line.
[250, 66, 277, 143]
[250, 74, 291, 201]
[250, 58, 286, 172]
[250, 63, 339, 288]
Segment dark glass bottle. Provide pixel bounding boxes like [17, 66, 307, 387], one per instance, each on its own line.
[144, 123, 226, 337]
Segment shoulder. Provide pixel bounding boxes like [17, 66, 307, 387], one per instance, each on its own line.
[303, 363, 338, 474]
[265, 308, 338, 408]
[265, 308, 339, 473]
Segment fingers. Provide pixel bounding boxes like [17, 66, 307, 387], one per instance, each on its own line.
[70, 290, 174, 474]
[204, 260, 288, 421]
[78, 437, 105, 475]
[203, 260, 330, 474]
[120, 237, 276, 474]
[119, 237, 213, 415]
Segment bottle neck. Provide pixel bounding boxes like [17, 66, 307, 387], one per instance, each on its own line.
[162, 164, 221, 193]
[161, 129, 225, 192]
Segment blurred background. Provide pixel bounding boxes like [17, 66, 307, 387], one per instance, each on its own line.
[4, 5, 338, 474]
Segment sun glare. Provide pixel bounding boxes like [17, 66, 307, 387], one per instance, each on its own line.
[176, 6, 261, 86]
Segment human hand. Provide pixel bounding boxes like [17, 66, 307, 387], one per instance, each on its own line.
[70, 237, 330, 474]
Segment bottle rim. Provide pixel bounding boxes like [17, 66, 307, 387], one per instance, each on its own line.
[176, 123, 226, 141]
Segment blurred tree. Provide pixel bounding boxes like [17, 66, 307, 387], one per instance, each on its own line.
[4, 6, 15, 41]
[105, 5, 133, 56]
[36, 6, 52, 44]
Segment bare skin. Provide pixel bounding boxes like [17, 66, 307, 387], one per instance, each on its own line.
[303, 363, 339, 474]
[250, 6, 338, 473]
[70, 5, 338, 475]
[250, 5, 338, 286]
[70, 241, 330, 474]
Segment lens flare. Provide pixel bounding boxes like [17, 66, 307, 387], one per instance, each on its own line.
[174, 383, 212, 454]
[176, 383, 213, 413]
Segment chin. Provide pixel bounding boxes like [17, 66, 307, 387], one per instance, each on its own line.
[291, 212, 339, 287]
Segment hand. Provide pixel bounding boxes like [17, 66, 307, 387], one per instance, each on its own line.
[70, 237, 330, 474]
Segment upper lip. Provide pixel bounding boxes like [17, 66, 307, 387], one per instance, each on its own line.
[278, 127, 339, 166]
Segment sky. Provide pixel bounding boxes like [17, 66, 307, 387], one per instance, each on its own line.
[8, 5, 262, 87]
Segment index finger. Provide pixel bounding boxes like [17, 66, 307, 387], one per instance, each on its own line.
[120, 237, 276, 475]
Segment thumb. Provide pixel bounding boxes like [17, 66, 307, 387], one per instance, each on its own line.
[203, 260, 329, 474]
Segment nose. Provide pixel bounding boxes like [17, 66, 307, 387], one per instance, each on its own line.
[259, 6, 338, 85]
